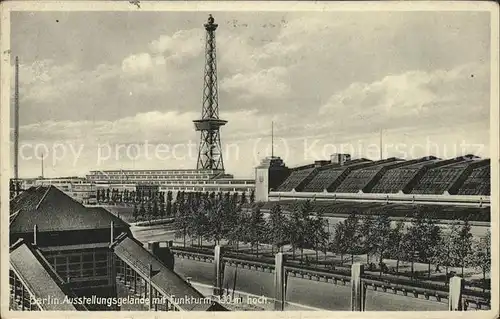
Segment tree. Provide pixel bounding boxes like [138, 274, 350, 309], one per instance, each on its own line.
[106, 189, 110, 202]
[311, 210, 329, 262]
[227, 205, 245, 250]
[152, 200, 159, 220]
[344, 213, 361, 265]
[389, 220, 406, 274]
[133, 203, 139, 222]
[359, 215, 376, 264]
[146, 202, 153, 220]
[188, 198, 209, 247]
[432, 225, 457, 279]
[299, 201, 315, 262]
[207, 199, 225, 246]
[470, 230, 491, 292]
[330, 222, 349, 266]
[240, 191, 247, 205]
[288, 200, 314, 262]
[249, 189, 255, 204]
[172, 202, 178, 217]
[453, 220, 474, 276]
[372, 214, 392, 276]
[166, 191, 173, 217]
[139, 202, 146, 220]
[174, 196, 189, 247]
[421, 216, 442, 279]
[232, 192, 239, 208]
[247, 204, 267, 257]
[220, 192, 234, 241]
[288, 208, 301, 260]
[405, 211, 439, 279]
[267, 204, 288, 253]
[405, 215, 423, 278]
[159, 200, 166, 218]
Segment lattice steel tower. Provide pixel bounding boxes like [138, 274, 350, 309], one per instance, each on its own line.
[194, 14, 227, 171]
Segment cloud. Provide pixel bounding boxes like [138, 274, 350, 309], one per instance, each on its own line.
[17, 108, 270, 146]
[122, 53, 154, 74]
[319, 62, 489, 124]
[220, 66, 290, 99]
[149, 29, 204, 61]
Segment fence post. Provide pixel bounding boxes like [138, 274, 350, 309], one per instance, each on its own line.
[351, 263, 365, 311]
[213, 245, 224, 296]
[274, 252, 285, 311]
[33, 224, 38, 245]
[110, 221, 114, 243]
[449, 276, 464, 311]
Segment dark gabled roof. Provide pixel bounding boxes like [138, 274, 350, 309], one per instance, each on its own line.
[10, 186, 129, 234]
[111, 234, 220, 311]
[10, 239, 83, 311]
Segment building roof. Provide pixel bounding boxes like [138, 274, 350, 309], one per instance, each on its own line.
[112, 234, 221, 311]
[10, 239, 82, 311]
[10, 185, 129, 234]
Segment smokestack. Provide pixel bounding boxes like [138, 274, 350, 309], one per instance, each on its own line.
[14, 56, 20, 195]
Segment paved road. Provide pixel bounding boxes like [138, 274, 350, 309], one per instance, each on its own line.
[174, 258, 447, 311]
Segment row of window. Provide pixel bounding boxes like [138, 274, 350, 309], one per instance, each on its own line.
[89, 170, 216, 176]
[159, 186, 253, 192]
[278, 168, 316, 191]
[91, 176, 212, 181]
[43, 251, 110, 280]
[303, 170, 344, 192]
[102, 180, 253, 185]
[10, 271, 42, 311]
[371, 169, 419, 193]
[94, 181, 254, 187]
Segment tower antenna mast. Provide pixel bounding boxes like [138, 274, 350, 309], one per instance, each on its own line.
[41, 152, 44, 178]
[380, 129, 383, 160]
[193, 14, 227, 171]
[271, 121, 274, 158]
[14, 56, 20, 195]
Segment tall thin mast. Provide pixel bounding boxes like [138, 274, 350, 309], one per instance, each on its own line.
[14, 56, 20, 194]
[41, 152, 44, 178]
[271, 121, 274, 158]
[379, 129, 383, 160]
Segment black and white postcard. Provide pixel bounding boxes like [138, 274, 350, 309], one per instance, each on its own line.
[1, 1, 498, 318]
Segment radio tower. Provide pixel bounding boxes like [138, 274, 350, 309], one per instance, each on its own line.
[193, 14, 227, 171]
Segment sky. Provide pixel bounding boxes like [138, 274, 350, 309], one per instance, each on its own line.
[9, 10, 492, 178]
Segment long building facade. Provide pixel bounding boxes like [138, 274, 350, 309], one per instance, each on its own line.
[86, 169, 255, 196]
